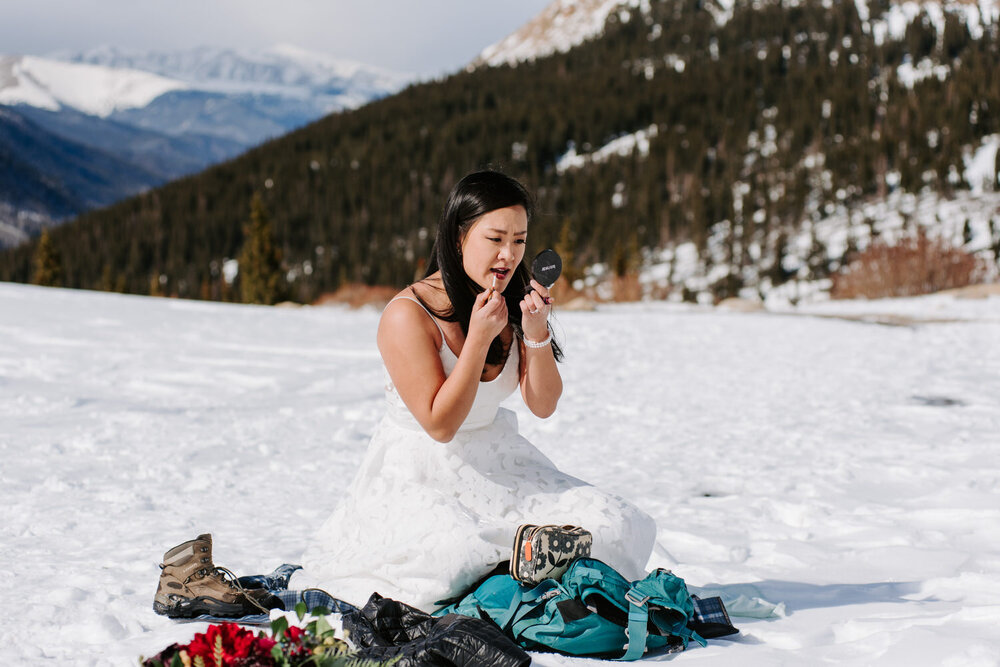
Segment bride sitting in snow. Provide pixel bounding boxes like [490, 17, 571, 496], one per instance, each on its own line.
[300, 170, 656, 610]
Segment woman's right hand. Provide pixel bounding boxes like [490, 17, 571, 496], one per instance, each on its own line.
[468, 288, 507, 347]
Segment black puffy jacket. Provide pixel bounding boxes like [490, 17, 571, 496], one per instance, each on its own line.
[343, 593, 531, 667]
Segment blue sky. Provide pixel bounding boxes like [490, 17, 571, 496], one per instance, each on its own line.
[1, 0, 552, 76]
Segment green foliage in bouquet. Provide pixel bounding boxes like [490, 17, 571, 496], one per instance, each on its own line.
[141, 601, 397, 667]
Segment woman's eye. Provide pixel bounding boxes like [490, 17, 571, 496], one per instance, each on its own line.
[488, 237, 501, 242]
[515, 239, 526, 244]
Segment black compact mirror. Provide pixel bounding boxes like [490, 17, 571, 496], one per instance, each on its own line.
[531, 249, 562, 288]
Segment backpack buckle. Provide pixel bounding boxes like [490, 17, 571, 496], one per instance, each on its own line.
[625, 589, 649, 607]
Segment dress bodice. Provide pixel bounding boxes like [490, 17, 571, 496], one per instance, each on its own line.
[383, 297, 520, 432]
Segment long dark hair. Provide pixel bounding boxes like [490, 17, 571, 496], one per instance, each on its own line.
[419, 170, 562, 366]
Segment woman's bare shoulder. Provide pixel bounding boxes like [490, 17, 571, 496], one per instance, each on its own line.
[379, 281, 444, 344]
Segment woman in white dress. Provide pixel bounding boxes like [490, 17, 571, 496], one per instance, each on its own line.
[301, 170, 656, 611]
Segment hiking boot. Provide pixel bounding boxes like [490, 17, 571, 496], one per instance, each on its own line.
[153, 533, 279, 618]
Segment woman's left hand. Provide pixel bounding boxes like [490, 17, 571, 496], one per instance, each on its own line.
[520, 278, 553, 342]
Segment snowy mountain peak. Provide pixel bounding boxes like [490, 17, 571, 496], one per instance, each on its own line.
[264, 43, 405, 82]
[474, 0, 643, 68]
[60, 44, 413, 97]
[0, 55, 187, 117]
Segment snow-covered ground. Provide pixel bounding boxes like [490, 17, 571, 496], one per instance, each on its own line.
[2, 282, 999, 665]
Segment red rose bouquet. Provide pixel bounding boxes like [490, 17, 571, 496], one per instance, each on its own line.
[142, 602, 394, 667]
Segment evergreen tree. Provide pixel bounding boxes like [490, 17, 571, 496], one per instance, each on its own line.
[31, 229, 63, 288]
[554, 217, 579, 285]
[237, 194, 285, 305]
[991, 217, 1000, 264]
[995, 146, 1000, 191]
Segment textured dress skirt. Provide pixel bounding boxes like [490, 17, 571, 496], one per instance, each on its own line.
[300, 303, 657, 611]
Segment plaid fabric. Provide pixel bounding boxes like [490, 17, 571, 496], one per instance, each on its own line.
[692, 595, 732, 626]
[689, 595, 739, 639]
[236, 563, 301, 591]
[276, 588, 358, 616]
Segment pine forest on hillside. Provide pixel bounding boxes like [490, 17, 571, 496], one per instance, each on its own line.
[2, 0, 998, 302]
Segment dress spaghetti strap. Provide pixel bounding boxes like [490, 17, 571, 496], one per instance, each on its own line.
[387, 295, 447, 347]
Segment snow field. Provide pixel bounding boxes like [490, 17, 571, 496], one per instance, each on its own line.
[1, 282, 999, 665]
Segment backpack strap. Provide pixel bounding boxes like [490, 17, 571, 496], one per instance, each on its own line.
[495, 583, 530, 631]
[619, 588, 651, 661]
[563, 562, 648, 660]
[505, 579, 562, 631]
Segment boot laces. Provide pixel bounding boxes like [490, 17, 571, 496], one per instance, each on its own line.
[210, 565, 272, 615]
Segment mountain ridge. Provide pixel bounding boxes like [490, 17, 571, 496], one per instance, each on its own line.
[0, 45, 412, 246]
[2, 0, 998, 301]
[58, 44, 412, 106]
[475, 0, 1000, 68]
[0, 106, 168, 244]
[0, 55, 187, 117]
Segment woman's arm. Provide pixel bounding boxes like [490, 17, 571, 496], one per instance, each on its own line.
[377, 290, 508, 442]
[518, 279, 562, 418]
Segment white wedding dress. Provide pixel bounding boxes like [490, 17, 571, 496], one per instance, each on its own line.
[300, 297, 657, 611]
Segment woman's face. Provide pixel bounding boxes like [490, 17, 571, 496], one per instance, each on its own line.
[460, 205, 528, 292]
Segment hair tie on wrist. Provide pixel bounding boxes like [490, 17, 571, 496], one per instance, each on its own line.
[523, 333, 552, 348]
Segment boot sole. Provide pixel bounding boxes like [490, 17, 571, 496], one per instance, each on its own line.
[153, 596, 255, 619]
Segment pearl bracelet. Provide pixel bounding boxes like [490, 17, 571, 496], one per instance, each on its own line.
[523, 333, 552, 348]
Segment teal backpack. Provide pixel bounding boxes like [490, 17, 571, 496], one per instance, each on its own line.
[434, 558, 705, 660]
